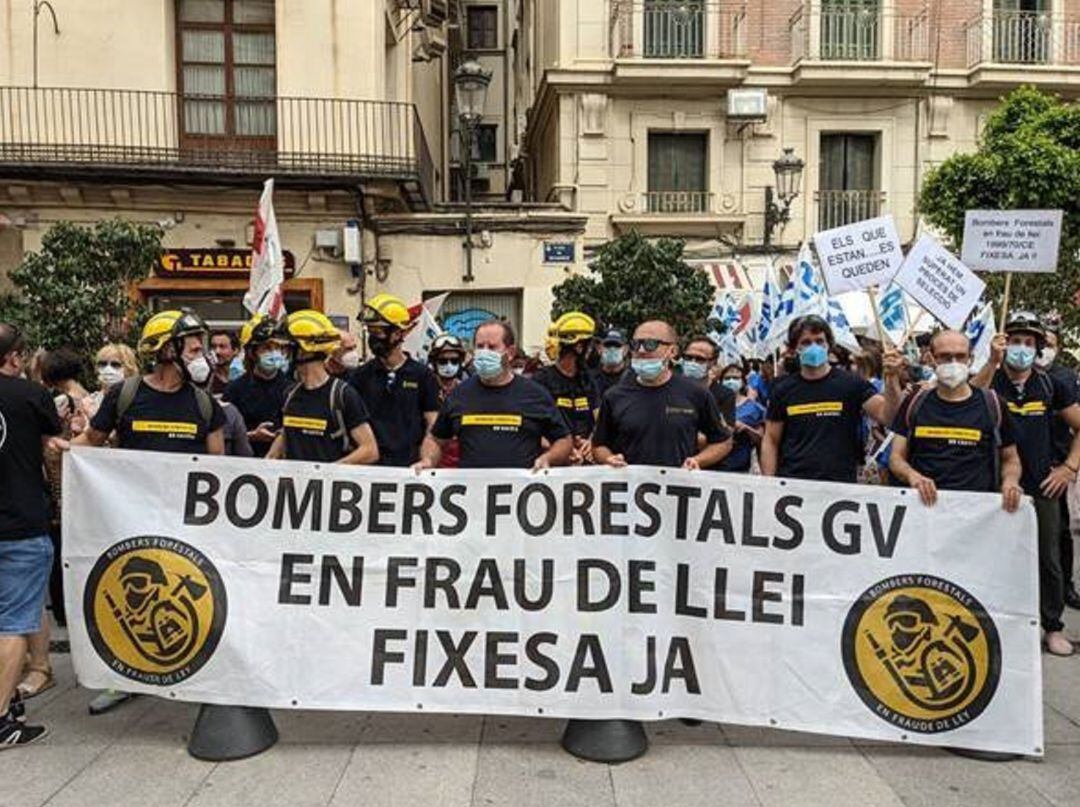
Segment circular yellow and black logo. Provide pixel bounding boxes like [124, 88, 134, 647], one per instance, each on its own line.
[84, 537, 227, 686]
[841, 574, 1001, 734]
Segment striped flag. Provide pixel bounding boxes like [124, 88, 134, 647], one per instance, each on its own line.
[793, 243, 827, 318]
[965, 301, 996, 373]
[828, 297, 863, 356]
[873, 283, 908, 346]
[244, 178, 286, 319]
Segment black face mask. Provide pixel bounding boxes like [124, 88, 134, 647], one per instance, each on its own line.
[368, 333, 394, 358]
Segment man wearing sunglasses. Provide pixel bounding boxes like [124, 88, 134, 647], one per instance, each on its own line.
[0, 323, 64, 748]
[680, 334, 737, 431]
[593, 321, 732, 471]
[762, 315, 903, 484]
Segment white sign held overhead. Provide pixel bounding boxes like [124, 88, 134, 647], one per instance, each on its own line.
[961, 210, 1063, 273]
[813, 215, 904, 294]
[893, 235, 986, 331]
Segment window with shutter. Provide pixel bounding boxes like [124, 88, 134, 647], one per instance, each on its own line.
[647, 132, 708, 213]
[177, 0, 276, 150]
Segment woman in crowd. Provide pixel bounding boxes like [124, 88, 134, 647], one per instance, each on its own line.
[715, 363, 766, 474]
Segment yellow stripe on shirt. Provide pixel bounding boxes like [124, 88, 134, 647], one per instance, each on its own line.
[461, 414, 523, 427]
[1007, 401, 1047, 416]
[131, 420, 198, 435]
[914, 426, 982, 442]
[787, 402, 843, 416]
[555, 397, 574, 408]
[283, 416, 328, 431]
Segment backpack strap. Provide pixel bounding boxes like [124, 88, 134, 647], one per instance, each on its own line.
[903, 386, 933, 433]
[1033, 368, 1055, 406]
[190, 384, 214, 429]
[115, 376, 143, 424]
[328, 378, 350, 453]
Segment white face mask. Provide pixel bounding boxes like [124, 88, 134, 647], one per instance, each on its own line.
[185, 355, 212, 385]
[934, 361, 970, 390]
[97, 366, 125, 388]
[1036, 347, 1056, 369]
[340, 350, 361, 370]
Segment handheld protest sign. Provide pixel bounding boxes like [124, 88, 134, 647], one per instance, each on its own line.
[961, 210, 1063, 273]
[813, 215, 904, 295]
[892, 234, 985, 331]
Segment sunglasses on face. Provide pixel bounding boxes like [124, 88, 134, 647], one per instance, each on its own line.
[630, 338, 673, 353]
[96, 360, 124, 370]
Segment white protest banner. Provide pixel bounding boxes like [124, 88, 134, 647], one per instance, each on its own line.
[961, 210, 1063, 273]
[892, 234, 986, 330]
[63, 450, 1042, 756]
[813, 215, 904, 295]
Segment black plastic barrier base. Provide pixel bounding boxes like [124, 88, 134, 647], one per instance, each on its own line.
[945, 747, 1023, 762]
[188, 704, 279, 761]
[561, 719, 648, 764]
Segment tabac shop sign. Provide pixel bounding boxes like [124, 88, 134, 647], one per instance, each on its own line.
[158, 248, 296, 279]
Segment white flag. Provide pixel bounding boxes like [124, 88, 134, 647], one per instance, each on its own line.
[827, 298, 863, 356]
[244, 178, 286, 319]
[793, 243, 827, 318]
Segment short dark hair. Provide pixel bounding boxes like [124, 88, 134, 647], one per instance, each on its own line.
[476, 318, 516, 348]
[40, 347, 85, 385]
[210, 329, 240, 349]
[787, 315, 834, 351]
[720, 362, 745, 380]
[684, 335, 718, 359]
[0, 322, 24, 360]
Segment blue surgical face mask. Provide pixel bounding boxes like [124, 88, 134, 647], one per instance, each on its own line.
[680, 359, 708, 380]
[631, 357, 666, 382]
[257, 350, 283, 374]
[228, 355, 245, 381]
[722, 377, 743, 393]
[600, 347, 624, 368]
[473, 348, 505, 379]
[798, 343, 828, 369]
[1005, 344, 1036, 371]
[436, 360, 460, 379]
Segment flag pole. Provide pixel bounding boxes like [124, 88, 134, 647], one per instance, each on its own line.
[866, 285, 892, 350]
[1000, 272, 1013, 326]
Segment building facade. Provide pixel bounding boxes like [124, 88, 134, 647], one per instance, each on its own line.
[0, 0, 585, 350]
[515, 0, 1079, 278]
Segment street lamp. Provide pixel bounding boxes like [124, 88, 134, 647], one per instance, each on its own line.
[763, 147, 805, 247]
[454, 60, 492, 282]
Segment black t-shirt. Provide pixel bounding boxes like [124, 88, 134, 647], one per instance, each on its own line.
[222, 371, 293, 457]
[767, 368, 878, 483]
[709, 381, 737, 429]
[282, 378, 370, 463]
[1046, 362, 1079, 463]
[590, 367, 626, 400]
[91, 379, 226, 454]
[532, 365, 600, 438]
[992, 368, 1077, 496]
[593, 373, 730, 467]
[892, 388, 1015, 493]
[346, 358, 440, 466]
[431, 375, 569, 469]
[0, 375, 61, 539]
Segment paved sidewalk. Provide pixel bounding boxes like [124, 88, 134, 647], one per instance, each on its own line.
[3, 650, 1079, 807]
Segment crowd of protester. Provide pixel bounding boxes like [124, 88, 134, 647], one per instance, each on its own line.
[1, 294, 1078, 750]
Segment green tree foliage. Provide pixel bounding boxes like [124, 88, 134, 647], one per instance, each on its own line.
[4, 220, 161, 359]
[920, 87, 1080, 331]
[551, 232, 714, 340]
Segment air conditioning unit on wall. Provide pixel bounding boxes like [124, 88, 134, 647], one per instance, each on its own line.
[727, 88, 768, 123]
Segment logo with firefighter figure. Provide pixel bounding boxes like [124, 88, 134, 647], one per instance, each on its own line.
[84, 537, 227, 685]
[841, 574, 1001, 733]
